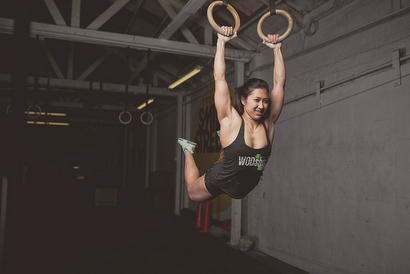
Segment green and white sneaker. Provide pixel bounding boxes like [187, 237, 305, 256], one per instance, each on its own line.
[178, 138, 197, 154]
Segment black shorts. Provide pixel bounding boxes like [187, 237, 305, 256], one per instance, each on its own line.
[204, 166, 225, 197]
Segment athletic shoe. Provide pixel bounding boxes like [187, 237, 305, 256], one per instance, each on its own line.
[178, 138, 197, 154]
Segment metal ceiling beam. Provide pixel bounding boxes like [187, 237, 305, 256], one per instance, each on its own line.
[0, 73, 180, 97]
[76, 51, 111, 81]
[44, 0, 67, 26]
[159, 0, 207, 40]
[38, 37, 65, 79]
[0, 18, 254, 62]
[0, 97, 128, 112]
[302, 0, 355, 26]
[71, 0, 81, 28]
[86, 0, 130, 30]
[158, 0, 198, 43]
[68, 0, 81, 79]
[68, 42, 74, 79]
[125, 0, 144, 34]
[129, 0, 205, 83]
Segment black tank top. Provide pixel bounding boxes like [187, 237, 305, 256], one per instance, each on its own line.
[206, 117, 271, 199]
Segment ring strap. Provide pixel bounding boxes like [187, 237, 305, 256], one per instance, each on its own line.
[269, 0, 276, 15]
[222, 0, 228, 8]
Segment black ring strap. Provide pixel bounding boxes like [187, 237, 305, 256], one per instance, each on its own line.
[269, 0, 276, 15]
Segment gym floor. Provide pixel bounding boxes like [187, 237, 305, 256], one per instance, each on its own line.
[1, 212, 309, 273]
[1, 174, 308, 274]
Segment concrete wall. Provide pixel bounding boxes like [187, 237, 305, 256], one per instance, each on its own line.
[243, 1, 410, 273]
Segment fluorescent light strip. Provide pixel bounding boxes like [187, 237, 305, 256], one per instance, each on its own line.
[26, 121, 69, 126]
[25, 111, 67, 117]
[168, 66, 202, 90]
[137, 98, 154, 110]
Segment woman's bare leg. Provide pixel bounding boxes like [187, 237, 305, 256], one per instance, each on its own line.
[178, 138, 213, 202]
[182, 151, 213, 202]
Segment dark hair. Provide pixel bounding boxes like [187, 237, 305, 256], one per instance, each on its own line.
[234, 78, 270, 117]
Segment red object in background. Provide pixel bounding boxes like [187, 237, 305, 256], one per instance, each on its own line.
[200, 201, 211, 233]
[220, 219, 231, 231]
[194, 202, 203, 229]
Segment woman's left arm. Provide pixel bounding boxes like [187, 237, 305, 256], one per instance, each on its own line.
[265, 35, 285, 125]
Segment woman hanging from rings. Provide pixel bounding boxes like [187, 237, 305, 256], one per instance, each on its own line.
[178, 26, 286, 202]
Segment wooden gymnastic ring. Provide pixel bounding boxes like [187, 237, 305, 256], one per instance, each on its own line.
[207, 1, 240, 36]
[119, 110, 132, 124]
[140, 111, 153, 125]
[27, 104, 42, 119]
[257, 9, 293, 43]
[6, 104, 11, 115]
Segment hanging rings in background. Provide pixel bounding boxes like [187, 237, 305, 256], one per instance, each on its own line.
[6, 104, 11, 115]
[94, 124, 104, 134]
[119, 110, 132, 124]
[140, 111, 153, 125]
[26, 104, 42, 119]
[207, 1, 240, 36]
[257, 9, 293, 43]
[6, 104, 43, 119]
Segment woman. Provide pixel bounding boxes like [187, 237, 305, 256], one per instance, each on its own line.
[178, 26, 285, 202]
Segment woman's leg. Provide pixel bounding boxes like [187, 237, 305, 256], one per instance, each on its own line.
[182, 150, 213, 202]
[178, 138, 213, 202]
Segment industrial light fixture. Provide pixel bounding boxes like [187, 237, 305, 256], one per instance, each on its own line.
[168, 66, 202, 90]
[137, 98, 154, 110]
[24, 111, 67, 117]
[26, 121, 69, 126]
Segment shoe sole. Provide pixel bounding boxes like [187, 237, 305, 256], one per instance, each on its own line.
[178, 138, 197, 146]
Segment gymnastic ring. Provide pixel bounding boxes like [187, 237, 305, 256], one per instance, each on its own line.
[119, 110, 132, 124]
[6, 104, 11, 115]
[94, 125, 104, 134]
[207, 1, 240, 36]
[257, 9, 293, 43]
[27, 104, 42, 119]
[140, 111, 153, 125]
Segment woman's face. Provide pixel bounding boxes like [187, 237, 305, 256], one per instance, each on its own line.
[241, 88, 269, 120]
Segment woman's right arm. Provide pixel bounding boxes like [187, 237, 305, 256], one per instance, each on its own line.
[214, 27, 236, 124]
